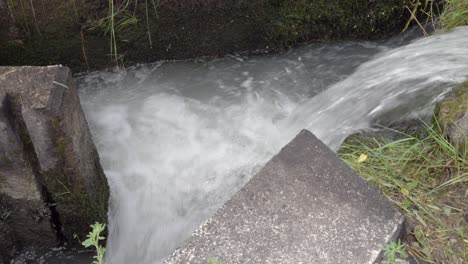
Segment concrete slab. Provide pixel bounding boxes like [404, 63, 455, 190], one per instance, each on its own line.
[166, 130, 404, 264]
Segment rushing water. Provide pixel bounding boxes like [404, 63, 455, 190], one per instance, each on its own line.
[67, 27, 468, 264]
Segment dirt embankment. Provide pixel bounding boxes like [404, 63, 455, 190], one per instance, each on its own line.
[0, 0, 417, 71]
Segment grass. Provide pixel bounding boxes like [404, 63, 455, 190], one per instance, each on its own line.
[93, 0, 158, 64]
[404, 0, 441, 33]
[440, 0, 468, 29]
[6, 0, 159, 67]
[405, 0, 468, 32]
[382, 240, 409, 264]
[339, 124, 467, 263]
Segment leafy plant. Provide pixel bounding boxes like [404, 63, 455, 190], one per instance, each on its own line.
[382, 240, 409, 264]
[76, 222, 107, 264]
[208, 258, 222, 264]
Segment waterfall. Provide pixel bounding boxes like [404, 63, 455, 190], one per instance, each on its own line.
[283, 26, 468, 149]
[75, 26, 468, 264]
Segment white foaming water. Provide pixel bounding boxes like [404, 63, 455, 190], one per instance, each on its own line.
[76, 27, 468, 264]
[284, 26, 468, 149]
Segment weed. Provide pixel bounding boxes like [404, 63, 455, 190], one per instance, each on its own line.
[75, 222, 107, 264]
[28, 0, 41, 36]
[405, 5, 429, 36]
[382, 240, 409, 264]
[18, 0, 30, 37]
[80, 29, 90, 70]
[208, 259, 222, 264]
[404, 0, 468, 32]
[93, 0, 158, 64]
[440, 0, 468, 29]
[7, 0, 158, 67]
[108, 0, 118, 62]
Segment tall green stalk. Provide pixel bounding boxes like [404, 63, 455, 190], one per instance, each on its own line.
[145, 0, 152, 48]
[109, 0, 118, 62]
[18, 0, 30, 37]
[28, 0, 41, 36]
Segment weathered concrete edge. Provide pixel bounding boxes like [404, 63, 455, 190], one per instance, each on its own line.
[165, 129, 406, 264]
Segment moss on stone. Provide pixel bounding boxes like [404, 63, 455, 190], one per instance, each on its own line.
[437, 86, 468, 127]
[54, 176, 108, 241]
[435, 84, 468, 152]
[53, 138, 65, 156]
[462, 80, 468, 87]
[50, 116, 59, 129]
[45, 120, 109, 241]
[268, 0, 413, 45]
[43, 166, 108, 242]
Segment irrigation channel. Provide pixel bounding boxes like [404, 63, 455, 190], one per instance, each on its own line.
[14, 26, 468, 263]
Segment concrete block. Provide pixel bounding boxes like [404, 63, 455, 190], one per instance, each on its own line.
[0, 66, 109, 256]
[166, 130, 404, 264]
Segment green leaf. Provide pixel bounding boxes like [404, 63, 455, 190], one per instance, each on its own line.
[77, 222, 107, 264]
[401, 187, 410, 196]
[402, 199, 410, 210]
